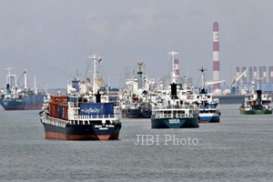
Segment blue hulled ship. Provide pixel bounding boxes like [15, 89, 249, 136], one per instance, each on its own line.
[0, 70, 46, 110]
[194, 67, 221, 123]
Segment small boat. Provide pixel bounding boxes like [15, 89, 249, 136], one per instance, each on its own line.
[240, 89, 272, 115]
[194, 67, 221, 123]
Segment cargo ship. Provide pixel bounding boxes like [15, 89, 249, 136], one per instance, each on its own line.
[120, 62, 152, 118]
[194, 68, 221, 123]
[151, 83, 199, 129]
[240, 89, 272, 114]
[0, 69, 46, 110]
[39, 55, 122, 140]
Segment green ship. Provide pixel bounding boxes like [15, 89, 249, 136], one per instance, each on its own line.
[240, 90, 272, 115]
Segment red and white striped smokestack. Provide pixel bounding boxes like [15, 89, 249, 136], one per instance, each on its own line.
[173, 58, 180, 82]
[212, 22, 220, 91]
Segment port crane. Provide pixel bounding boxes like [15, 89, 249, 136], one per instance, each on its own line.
[230, 69, 248, 95]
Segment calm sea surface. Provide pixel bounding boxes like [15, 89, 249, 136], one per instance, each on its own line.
[0, 105, 273, 182]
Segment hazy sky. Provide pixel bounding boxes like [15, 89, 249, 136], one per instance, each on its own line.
[0, 0, 273, 89]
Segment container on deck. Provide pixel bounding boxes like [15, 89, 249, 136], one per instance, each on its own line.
[49, 96, 68, 120]
[79, 103, 114, 116]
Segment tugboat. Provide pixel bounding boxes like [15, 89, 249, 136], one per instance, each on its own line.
[0, 69, 46, 110]
[151, 83, 199, 129]
[240, 89, 272, 115]
[194, 67, 221, 123]
[39, 55, 122, 140]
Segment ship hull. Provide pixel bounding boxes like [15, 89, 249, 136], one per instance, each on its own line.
[240, 108, 272, 115]
[198, 114, 220, 123]
[122, 108, 151, 119]
[41, 118, 121, 141]
[151, 117, 199, 129]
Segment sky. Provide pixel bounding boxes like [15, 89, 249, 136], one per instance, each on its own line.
[0, 0, 273, 89]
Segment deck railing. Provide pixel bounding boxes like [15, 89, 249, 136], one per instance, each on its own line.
[73, 114, 117, 120]
[153, 111, 194, 119]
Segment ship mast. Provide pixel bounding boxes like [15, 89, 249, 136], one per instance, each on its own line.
[5, 67, 17, 88]
[168, 51, 179, 83]
[23, 70, 28, 90]
[5, 67, 12, 86]
[137, 62, 144, 89]
[200, 66, 206, 90]
[89, 55, 102, 94]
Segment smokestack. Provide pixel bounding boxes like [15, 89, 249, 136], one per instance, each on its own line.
[95, 91, 101, 103]
[256, 90, 262, 106]
[170, 83, 178, 99]
[173, 58, 180, 82]
[212, 22, 220, 91]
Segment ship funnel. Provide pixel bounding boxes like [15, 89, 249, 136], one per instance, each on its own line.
[6, 83, 10, 92]
[72, 79, 80, 92]
[199, 66, 207, 94]
[171, 83, 178, 99]
[96, 91, 101, 103]
[256, 90, 262, 106]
